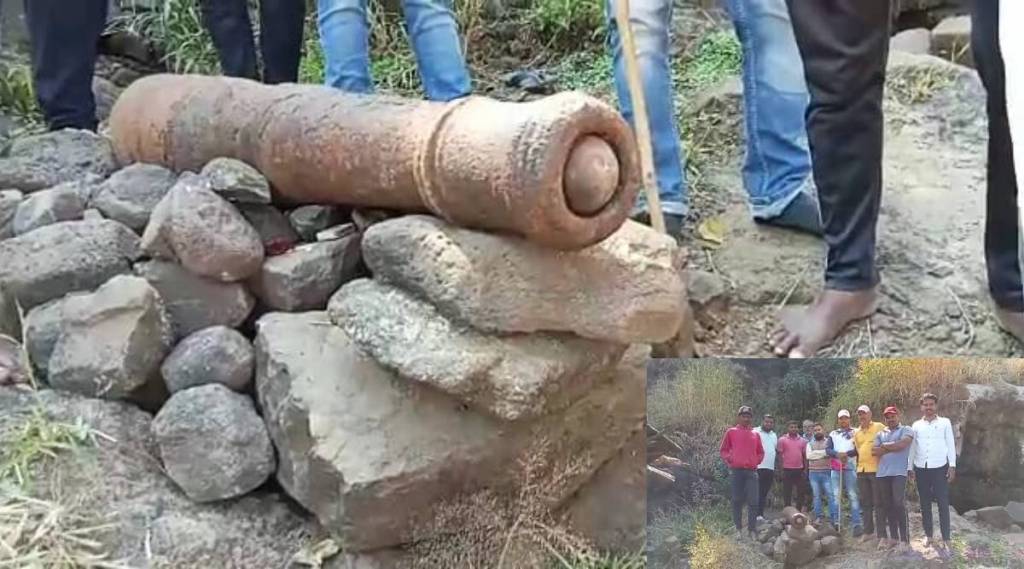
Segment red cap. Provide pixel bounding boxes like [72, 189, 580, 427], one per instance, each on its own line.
[883, 406, 899, 416]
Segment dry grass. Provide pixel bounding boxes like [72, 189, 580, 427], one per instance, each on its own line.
[405, 439, 641, 569]
[0, 495, 127, 569]
[886, 64, 957, 105]
[646, 359, 745, 438]
[688, 526, 741, 569]
[822, 358, 1023, 424]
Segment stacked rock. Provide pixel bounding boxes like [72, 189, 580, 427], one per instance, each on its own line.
[759, 507, 841, 566]
[0, 126, 688, 561]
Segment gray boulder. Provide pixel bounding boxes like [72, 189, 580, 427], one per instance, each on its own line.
[328, 279, 626, 421]
[255, 311, 644, 552]
[201, 158, 272, 204]
[890, 28, 932, 55]
[361, 215, 685, 344]
[24, 296, 67, 379]
[0, 189, 22, 239]
[0, 219, 139, 310]
[819, 535, 840, 555]
[249, 236, 361, 311]
[161, 326, 254, 393]
[288, 205, 344, 241]
[46, 275, 173, 400]
[12, 181, 86, 235]
[236, 203, 300, 255]
[133, 260, 255, 340]
[152, 384, 275, 503]
[972, 506, 1015, 530]
[91, 162, 177, 232]
[142, 173, 264, 282]
[0, 129, 118, 192]
[1006, 501, 1024, 526]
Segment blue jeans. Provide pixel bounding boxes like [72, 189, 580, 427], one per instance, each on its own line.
[317, 0, 472, 101]
[808, 470, 832, 522]
[830, 467, 863, 528]
[606, 0, 812, 218]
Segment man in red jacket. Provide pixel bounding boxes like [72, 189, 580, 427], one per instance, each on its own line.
[720, 405, 766, 539]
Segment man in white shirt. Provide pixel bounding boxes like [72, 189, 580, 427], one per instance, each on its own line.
[909, 393, 957, 554]
[754, 414, 780, 521]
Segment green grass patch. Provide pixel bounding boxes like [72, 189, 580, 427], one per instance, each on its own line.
[0, 64, 43, 126]
[527, 0, 605, 51]
[673, 29, 741, 94]
[108, 0, 221, 75]
[556, 51, 614, 97]
[0, 407, 107, 490]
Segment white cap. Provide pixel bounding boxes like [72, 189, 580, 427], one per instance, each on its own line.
[856, 405, 871, 414]
[837, 409, 851, 418]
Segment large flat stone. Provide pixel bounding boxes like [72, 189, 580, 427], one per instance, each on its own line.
[0, 219, 139, 310]
[255, 312, 644, 552]
[328, 279, 626, 421]
[361, 215, 685, 344]
[0, 129, 118, 193]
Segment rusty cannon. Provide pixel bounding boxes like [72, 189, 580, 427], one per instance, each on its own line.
[108, 74, 642, 249]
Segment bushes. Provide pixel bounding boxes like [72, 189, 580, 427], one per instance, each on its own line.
[526, 0, 605, 50]
[646, 359, 745, 438]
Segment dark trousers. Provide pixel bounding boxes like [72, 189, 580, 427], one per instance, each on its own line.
[916, 464, 952, 541]
[23, 0, 108, 131]
[199, 0, 306, 84]
[730, 467, 759, 532]
[857, 472, 884, 537]
[973, 0, 1024, 311]
[877, 475, 909, 542]
[782, 468, 807, 509]
[785, 0, 890, 290]
[757, 468, 774, 517]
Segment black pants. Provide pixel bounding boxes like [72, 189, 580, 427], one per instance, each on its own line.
[199, 0, 306, 84]
[785, 0, 890, 290]
[757, 468, 774, 517]
[23, 0, 108, 131]
[857, 472, 884, 537]
[877, 475, 909, 542]
[730, 467, 759, 532]
[915, 464, 952, 541]
[973, 0, 1024, 311]
[782, 468, 807, 509]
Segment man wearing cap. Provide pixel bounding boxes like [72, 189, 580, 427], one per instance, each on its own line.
[854, 405, 886, 543]
[720, 406, 766, 539]
[873, 406, 915, 551]
[909, 393, 957, 554]
[754, 414, 780, 521]
[805, 422, 834, 524]
[778, 420, 809, 510]
[827, 409, 863, 535]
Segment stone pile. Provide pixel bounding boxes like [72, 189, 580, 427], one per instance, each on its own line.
[0, 127, 688, 561]
[754, 508, 841, 567]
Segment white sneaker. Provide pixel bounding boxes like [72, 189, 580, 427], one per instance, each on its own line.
[756, 515, 766, 523]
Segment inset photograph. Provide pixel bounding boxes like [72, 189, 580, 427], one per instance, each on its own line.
[647, 358, 1024, 568]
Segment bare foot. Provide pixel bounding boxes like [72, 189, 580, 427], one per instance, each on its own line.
[994, 306, 1024, 344]
[771, 287, 880, 357]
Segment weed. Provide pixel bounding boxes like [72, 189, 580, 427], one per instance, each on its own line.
[557, 51, 614, 97]
[0, 408, 110, 490]
[887, 64, 956, 105]
[527, 0, 605, 51]
[0, 64, 42, 125]
[673, 30, 741, 94]
[108, 0, 221, 75]
[0, 495, 127, 568]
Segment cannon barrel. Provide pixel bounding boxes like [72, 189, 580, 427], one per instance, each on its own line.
[108, 74, 641, 249]
[782, 506, 808, 529]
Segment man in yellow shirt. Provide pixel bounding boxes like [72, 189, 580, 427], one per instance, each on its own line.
[854, 404, 886, 543]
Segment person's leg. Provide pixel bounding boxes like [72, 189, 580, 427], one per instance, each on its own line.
[318, 0, 374, 92]
[858, 473, 875, 537]
[723, 0, 820, 234]
[401, 0, 473, 101]
[829, 470, 841, 526]
[876, 477, 891, 541]
[933, 465, 952, 542]
[606, 0, 687, 229]
[892, 476, 909, 543]
[782, 469, 796, 507]
[747, 470, 760, 532]
[730, 468, 745, 531]
[971, 0, 1024, 337]
[259, 0, 306, 83]
[757, 468, 773, 516]
[23, 0, 108, 131]
[845, 469, 863, 530]
[916, 466, 935, 540]
[809, 472, 824, 520]
[199, 0, 259, 80]
[772, 0, 890, 357]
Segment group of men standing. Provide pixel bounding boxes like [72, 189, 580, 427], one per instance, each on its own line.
[719, 393, 958, 554]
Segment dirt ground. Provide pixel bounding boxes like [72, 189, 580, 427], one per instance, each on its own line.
[683, 51, 1022, 358]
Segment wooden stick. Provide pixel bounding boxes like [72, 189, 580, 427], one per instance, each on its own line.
[614, 0, 666, 234]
